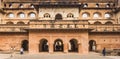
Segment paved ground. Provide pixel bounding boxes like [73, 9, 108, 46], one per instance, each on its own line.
[0, 52, 120, 59]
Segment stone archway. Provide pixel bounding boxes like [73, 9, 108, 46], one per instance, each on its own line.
[21, 40, 29, 51]
[39, 39, 48, 52]
[54, 39, 63, 52]
[69, 39, 78, 52]
[89, 40, 96, 51]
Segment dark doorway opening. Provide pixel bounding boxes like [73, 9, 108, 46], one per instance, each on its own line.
[89, 40, 96, 51]
[21, 40, 29, 51]
[39, 39, 48, 52]
[55, 14, 62, 20]
[69, 39, 78, 52]
[54, 39, 63, 52]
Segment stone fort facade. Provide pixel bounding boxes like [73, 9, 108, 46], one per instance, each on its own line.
[0, 0, 120, 54]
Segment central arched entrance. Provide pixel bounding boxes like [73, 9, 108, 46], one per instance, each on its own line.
[54, 39, 63, 52]
[39, 39, 48, 52]
[89, 40, 96, 51]
[69, 39, 78, 52]
[21, 40, 29, 51]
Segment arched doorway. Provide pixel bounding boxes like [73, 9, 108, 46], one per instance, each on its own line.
[89, 40, 96, 51]
[55, 14, 62, 20]
[21, 40, 29, 51]
[69, 39, 78, 52]
[39, 39, 48, 52]
[54, 39, 63, 52]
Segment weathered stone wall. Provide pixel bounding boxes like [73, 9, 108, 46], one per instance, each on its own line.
[89, 32, 120, 51]
[0, 33, 28, 51]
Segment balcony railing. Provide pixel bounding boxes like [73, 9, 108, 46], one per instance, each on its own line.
[0, 20, 120, 32]
[29, 20, 88, 29]
[0, 24, 28, 32]
[89, 24, 120, 32]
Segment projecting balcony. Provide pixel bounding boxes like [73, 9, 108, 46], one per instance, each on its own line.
[0, 24, 28, 32]
[29, 20, 89, 30]
[89, 24, 120, 32]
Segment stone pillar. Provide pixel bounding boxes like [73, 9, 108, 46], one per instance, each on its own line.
[82, 42, 89, 54]
[78, 43, 82, 54]
[29, 43, 39, 54]
[80, 31, 89, 54]
[64, 43, 68, 53]
[49, 43, 53, 53]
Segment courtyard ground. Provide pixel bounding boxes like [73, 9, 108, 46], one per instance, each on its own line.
[0, 52, 120, 59]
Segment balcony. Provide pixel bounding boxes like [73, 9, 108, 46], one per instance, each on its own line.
[89, 24, 120, 32]
[29, 20, 89, 29]
[0, 24, 28, 32]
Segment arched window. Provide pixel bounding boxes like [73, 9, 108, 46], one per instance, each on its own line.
[93, 12, 101, 18]
[29, 12, 36, 18]
[55, 14, 62, 20]
[4, 4, 6, 7]
[113, 3, 115, 7]
[106, 3, 110, 8]
[44, 13, 50, 18]
[82, 12, 90, 18]
[105, 13, 111, 19]
[8, 13, 14, 18]
[17, 22, 25, 25]
[6, 22, 14, 24]
[94, 21, 102, 25]
[84, 3, 88, 7]
[30, 4, 34, 8]
[18, 12, 25, 18]
[9, 3, 12, 8]
[67, 13, 74, 18]
[19, 4, 24, 8]
[96, 3, 99, 7]
[105, 21, 113, 25]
